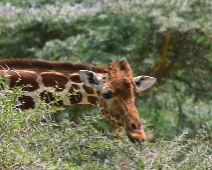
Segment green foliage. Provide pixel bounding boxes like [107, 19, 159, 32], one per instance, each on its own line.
[138, 82, 212, 139]
[0, 0, 212, 168]
[0, 85, 211, 169]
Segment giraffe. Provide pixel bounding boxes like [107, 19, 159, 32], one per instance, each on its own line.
[0, 58, 156, 143]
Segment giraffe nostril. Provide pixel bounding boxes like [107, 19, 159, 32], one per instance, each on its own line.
[131, 123, 137, 130]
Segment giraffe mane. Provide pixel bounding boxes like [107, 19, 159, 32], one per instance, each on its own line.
[0, 59, 107, 73]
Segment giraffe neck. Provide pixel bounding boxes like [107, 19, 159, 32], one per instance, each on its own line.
[0, 69, 101, 109]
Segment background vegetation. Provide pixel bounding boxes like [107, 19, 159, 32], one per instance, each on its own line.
[0, 0, 211, 169]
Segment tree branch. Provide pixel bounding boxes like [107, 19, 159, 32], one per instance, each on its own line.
[154, 28, 172, 73]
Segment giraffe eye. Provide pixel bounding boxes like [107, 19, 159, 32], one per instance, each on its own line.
[102, 91, 113, 99]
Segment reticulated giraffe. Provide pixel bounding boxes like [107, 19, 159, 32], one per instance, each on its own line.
[0, 58, 156, 142]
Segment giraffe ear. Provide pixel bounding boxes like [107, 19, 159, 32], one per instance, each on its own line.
[134, 75, 156, 91]
[79, 70, 103, 89]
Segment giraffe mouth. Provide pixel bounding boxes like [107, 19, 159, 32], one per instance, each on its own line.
[127, 130, 146, 143]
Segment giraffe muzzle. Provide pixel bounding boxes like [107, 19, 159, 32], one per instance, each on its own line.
[127, 129, 146, 143]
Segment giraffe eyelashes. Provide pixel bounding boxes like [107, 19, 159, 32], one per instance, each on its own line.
[102, 91, 113, 99]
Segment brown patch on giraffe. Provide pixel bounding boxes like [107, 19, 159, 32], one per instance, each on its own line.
[70, 75, 82, 83]
[107, 115, 111, 122]
[117, 122, 123, 127]
[114, 113, 121, 121]
[41, 73, 68, 92]
[96, 90, 100, 95]
[110, 119, 116, 126]
[69, 84, 83, 104]
[39, 91, 63, 106]
[9, 71, 39, 91]
[100, 110, 106, 116]
[100, 109, 109, 118]
[83, 84, 94, 94]
[121, 117, 124, 124]
[100, 100, 107, 108]
[87, 96, 98, 105]
[18, 95, 35, 109]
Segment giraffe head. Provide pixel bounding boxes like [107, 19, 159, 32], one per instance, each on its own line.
[79, 58, 156, 143]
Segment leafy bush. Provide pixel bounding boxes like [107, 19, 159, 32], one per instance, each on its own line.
[0, 0, 211, 140]
[0, 78, 211, 169]
[0, 0, 212, 169]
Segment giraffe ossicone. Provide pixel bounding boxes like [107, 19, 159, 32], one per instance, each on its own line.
[0, 58, 156, 143]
